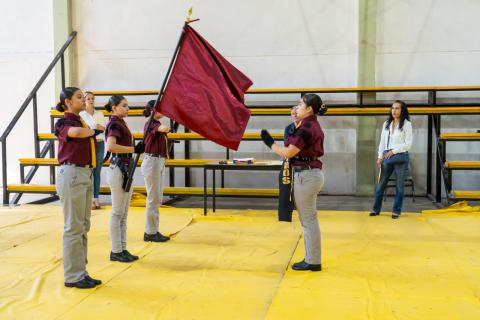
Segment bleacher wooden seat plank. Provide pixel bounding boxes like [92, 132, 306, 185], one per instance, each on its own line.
[440, 133, 480, 141]
[6, 184, 279, 197]
[37, 132, 286, 141]
[450, 190, 480, 200]
[18, 158, 219, 167]
[50, 106, 480, 118]
[50, 109, 145, 117]
[89, 86, 480, 96]
[445, 161, 480, 169]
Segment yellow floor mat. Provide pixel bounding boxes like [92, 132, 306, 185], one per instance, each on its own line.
[0, 205, 301, 319]
[1, 206, 480, 319]
[266, 210, 480, 320]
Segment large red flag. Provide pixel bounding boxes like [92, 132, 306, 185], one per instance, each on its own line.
[156, 25, 253, 150]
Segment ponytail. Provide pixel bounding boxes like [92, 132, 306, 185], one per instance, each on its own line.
[56, 101, 66, 112]
[143, 100, 156, 117]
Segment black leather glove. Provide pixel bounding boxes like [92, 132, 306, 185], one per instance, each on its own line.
[261, 129, 275, 149]
[134, 141, 145, 154]
[92, 129, 103, 137]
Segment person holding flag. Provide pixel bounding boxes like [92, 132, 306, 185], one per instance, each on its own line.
[141, 100, 171, 243]
[54, 87, 103, 288]
[104, 95, 145, 263]
[261, 94, 327, 272]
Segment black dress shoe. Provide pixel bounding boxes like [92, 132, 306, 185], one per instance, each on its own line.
[123, 250, 139, 261]
[110, 251, 133, 263]
[369, 212, 380, 216]
[392, 214, 400, 219]
[292, 260, 322, 271]
[85, 275, 102, 285]
[144, 232, 170, 242]
[65, 277, 97, 289]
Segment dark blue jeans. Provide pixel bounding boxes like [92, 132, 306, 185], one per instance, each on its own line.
[93, 141, 105, 198]
[372, 153, 409, 215]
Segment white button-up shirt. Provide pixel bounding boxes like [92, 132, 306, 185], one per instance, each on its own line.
[80, 110, 106, 141]
[377, 119, 412, 159]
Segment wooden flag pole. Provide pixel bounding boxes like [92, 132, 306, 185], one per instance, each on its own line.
[123, 9, 198, 192]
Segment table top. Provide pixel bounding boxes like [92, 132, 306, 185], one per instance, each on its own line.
[204, 160, 282, 170]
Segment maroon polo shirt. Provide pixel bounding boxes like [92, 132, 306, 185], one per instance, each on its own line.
[105, 116, 133, 147]
[286, 115, 324, 169]
[144, 120, 167, 156]
[54, 112, 93, 166]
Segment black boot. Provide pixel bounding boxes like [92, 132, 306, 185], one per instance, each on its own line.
[85, 275, 102, 285]
[123, 250, 139, 261]
[144, 232, 170, 242]
[292, 260, 322, 271]
[110, 251, 132, 263]
[369, 212, 380, 216]
[65, 277, 97, 289]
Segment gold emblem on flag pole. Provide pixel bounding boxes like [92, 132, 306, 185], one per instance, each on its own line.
[186, 7, 193, 23]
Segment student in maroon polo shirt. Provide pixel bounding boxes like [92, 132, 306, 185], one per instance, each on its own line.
[261, 93, 327, 272]
[105, 95, 145, 263]
[141, 101, 171, 242]
[54, 87, 103, 289]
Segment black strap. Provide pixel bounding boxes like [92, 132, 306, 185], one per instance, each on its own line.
[102, 151, 111, 164]
[387, 123, 391, 149]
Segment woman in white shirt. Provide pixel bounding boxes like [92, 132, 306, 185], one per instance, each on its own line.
[369, 100, 412, 219]
[80, 92, 106, 209]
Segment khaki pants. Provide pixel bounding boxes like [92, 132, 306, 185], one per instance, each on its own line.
[56, 165, 92, 283]
[141, 155, 166, 235]
[293, 169, 324, 264]
[107, 166, 133, 253]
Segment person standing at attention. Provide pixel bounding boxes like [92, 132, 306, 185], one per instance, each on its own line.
[261, 94, 327, 271]
[141, 100, 171, 243]
[55, 87, 103, 288]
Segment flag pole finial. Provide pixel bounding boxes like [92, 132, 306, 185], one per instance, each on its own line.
[186, 7, 193, 23]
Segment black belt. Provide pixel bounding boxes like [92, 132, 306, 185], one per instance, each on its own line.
[111, 154, 132, 167]
[292, 156, 317, 162]
[60, 161, 92, 168]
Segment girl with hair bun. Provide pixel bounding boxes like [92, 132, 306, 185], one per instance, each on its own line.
[54, 87, 103, 289]
[104, 95, 145, 263]
[261, 93, 327, 272]
[141, 100, 171, 243]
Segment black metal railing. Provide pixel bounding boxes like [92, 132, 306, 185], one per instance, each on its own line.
[1, 31, 77, 205]
[431, 116, 450, 205]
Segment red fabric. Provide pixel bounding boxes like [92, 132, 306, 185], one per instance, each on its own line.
[156, 25, 252, 150]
